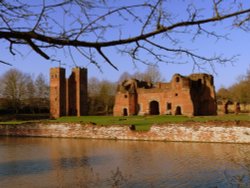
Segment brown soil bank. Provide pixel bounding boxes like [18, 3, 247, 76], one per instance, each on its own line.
[0, 121, 250, 143]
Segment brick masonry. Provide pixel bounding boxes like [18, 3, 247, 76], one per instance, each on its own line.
[50, 67, 88, 118]
[0, 122, 250, 143]
[113, 73, 217, 116]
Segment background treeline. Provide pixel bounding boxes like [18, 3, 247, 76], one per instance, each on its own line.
[217, 66, 250, 112]
[1, 66, 249, 115]
[0, 66, 163, 115]
[0, 69, 49, 114]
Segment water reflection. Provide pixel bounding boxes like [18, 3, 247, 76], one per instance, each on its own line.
[0, 159, 53, 177]
[0, 137, 249, 187]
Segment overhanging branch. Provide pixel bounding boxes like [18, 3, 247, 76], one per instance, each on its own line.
[0, 60, 12, 66]
[0, 1, 249, 70]
[96, 47, 118, 70]
[26, 38, 50, 59]
[0, 7, 250, 49]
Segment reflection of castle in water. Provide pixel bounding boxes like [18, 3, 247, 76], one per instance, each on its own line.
[113, 73, 217, 116]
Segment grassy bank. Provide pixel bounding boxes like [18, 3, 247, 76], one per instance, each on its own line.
[0, 114, 249, 131]
[52, 114, 250, 130]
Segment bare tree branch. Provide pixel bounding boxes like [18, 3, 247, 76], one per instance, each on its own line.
[0, 60, 12, 66]
[96, 47, 118, 70]
[32, 0, 46, 31]
[141, 0, 162, 34]
[0, 0, 250, 70]
[0, 6, 249, 48]
[145, 39, 235, 63]
[25, 38, 50, 59]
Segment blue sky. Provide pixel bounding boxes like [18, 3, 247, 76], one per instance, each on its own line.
[0, 0, 249, 90]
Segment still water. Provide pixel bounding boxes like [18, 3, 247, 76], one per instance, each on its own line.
[0, 137, 249, 188]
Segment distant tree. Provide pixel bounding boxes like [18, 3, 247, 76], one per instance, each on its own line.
[117, 72, 132, 83]
[217, 66, 250, 106]
[119, 66, 164, 83]
[88, 77, 101, 115]
[25, 75, 36, 113]
[1, 1, 250, 70]
[34, 73, 49, 112]
[88, 78, 116, 115]
[2, 69, 29, 113]
[0, 70, 49, 114]
[142, 66, 164, 83]
[35, 74, 49, 98]
[98, 80, 116, 115]
[217, 87, 232, 101]
[246, 65, 250, 81]
[230, 79, 250, 105]
[88, 77, 101, 97]
[132, 71, 145, 82]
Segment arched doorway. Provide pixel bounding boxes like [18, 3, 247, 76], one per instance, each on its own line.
[175, 106, 182, 115]
[123, 108, 128, 116]
[149, 101, 159, 115]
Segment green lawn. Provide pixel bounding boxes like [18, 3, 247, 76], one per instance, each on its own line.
[50, 115, 191, 130]
[0, 114, 249, 131]
[51, 114, 250, 131]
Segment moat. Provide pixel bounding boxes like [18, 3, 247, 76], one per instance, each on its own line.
[0, 137, 249, 187]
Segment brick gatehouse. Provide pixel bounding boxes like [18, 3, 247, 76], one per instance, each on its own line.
[113, 73, 217, 116]
[50, 67, 88, 118]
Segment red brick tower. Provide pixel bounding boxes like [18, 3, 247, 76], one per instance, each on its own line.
[50, 67, 66, 118]
[66, 67, 88, 116]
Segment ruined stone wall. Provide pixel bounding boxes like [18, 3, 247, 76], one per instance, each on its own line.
[137, 90, 165, 115]
[189, 74, 217, 115]
[170, 90, 194, 116]
[218, 104, 250, 113]
[113, 73, 217, 116]
[128, 93, 138, 115]
[113, 92, 130, 116]
[169, 75, 194, 116]
[0, 122, 250, 143]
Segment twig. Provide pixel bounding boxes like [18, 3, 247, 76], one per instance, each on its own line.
[96, 47, 118, 70]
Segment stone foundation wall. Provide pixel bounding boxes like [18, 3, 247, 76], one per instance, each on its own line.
[0, 122, 250, 143]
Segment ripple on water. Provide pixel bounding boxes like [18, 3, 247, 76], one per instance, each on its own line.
[0, 138, 249, 187]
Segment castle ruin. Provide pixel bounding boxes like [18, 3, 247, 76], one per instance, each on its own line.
[113, 73, 217, 116]
[50, 67, 88, 118]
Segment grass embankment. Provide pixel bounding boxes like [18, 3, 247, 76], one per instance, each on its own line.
[51, 114, 250, 131]
[0, 114, 249, 131]
[53, 115, 189, 131]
